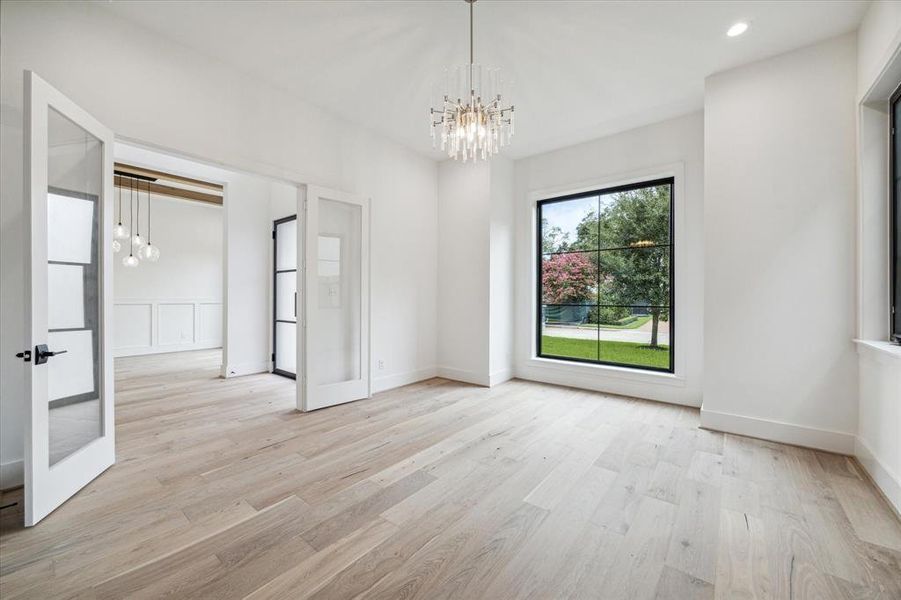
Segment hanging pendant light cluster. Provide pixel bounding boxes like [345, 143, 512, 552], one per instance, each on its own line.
[429, 0, 514, 162]
[114, 173, 161, 266]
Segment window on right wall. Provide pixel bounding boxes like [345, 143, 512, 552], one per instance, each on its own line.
[537, 177, 674, 372]
[891, 85, 901, 343]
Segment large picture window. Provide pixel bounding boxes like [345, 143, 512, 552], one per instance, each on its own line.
[537, 177, 674, 372]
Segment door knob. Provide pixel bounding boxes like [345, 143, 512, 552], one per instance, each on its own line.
[34, 344, 67, 365]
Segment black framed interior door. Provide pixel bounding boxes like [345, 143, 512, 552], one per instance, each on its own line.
[273, 215, 297, 378]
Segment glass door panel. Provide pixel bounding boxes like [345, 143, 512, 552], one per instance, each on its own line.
[25, 71, 115, 526]
[273, 216, 297, 378]
[302, 186, 369, 411]
[46, 109, 103, 466]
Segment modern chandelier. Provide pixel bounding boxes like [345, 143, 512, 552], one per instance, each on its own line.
[430, 0, 514, 162]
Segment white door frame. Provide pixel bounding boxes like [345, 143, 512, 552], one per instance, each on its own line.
[24, 71, 115, 526]
[299, 185, 371, 411]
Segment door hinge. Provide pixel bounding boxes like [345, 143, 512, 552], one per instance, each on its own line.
[271, 352, 275, 361]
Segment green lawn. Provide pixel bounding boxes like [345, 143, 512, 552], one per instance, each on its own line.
[541, 335, 670, 369]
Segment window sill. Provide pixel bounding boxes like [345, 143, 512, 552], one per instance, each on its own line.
[854, 339, 901, 362]
[526, 356, 686, 387]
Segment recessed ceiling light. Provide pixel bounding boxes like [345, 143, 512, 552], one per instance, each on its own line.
[727, 22, 749, 37]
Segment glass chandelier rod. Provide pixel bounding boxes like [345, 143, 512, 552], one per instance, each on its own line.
[468, 0, 474, 92]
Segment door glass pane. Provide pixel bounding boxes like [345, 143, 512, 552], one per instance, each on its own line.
[275, 271, 296, 322]
[275, 322, 297, 374]
[47, 106, 102, 466]
[317, 199, 361, 385]
[276, 219, 296, 271]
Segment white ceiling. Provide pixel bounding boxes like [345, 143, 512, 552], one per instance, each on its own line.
[101, 0, 868, 160]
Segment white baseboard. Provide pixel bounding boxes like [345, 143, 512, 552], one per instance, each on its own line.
[436, 366, 490, 387]
[1, 459, 23, 490]
[516, 360, 699, 408]
[373, 366, 438, 393]
[855, 436, 901, 515]
[489, 367, 513, 387]
[699, 408, 855, 454]
[222, 361, 269, 378]
[115, 341, 221, 358]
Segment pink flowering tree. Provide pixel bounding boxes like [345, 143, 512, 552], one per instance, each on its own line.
[542, 253, 597, 304]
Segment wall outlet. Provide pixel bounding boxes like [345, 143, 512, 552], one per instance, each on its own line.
[377, 360, 385, 370]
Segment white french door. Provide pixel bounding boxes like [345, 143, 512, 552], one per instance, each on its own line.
[299, 186, 370, 411]
[22, 71, 115, 526]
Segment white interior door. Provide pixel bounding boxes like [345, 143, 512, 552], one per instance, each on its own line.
[300, 186, 370, 411]
[23, 71, 115, 526]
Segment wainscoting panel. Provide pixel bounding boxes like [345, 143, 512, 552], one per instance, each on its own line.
[114, 299, 222, 357]
[158, 303, 195, 346]
[113, 303, 153, 351]
[197, 303, 223, 344]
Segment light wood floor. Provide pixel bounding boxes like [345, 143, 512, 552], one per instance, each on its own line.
[1, 350, 899, 599]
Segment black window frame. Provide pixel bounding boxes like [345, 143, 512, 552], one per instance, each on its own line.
[891, 84, 901, 343]
[535, 176, 675, 373]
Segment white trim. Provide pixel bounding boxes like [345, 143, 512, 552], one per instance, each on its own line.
[855, 435, 901, 515]
[699, 408, 855, 454]
[489, 367, 514, 387]
[518, 361, 697, 408]
[222, 361, 268, 378]
[113, 298, 223, 357]
[372, 366, 438, 394]
[437, 366, 489, 387]
[525, 356, 686, 387]
[1, 460, 24, 490]
[854, 339, 901, 363]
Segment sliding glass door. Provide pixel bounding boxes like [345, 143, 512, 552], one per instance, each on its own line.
[273, 216, 297, 378]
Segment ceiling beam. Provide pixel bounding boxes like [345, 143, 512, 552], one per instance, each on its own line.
[114, 162, 223, 192]
[114, 175, 223, 206]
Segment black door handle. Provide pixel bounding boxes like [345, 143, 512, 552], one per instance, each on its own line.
[16, 350, 32, 362]
[34, 344, 67, 365]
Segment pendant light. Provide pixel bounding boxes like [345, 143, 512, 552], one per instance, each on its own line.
[138, 180, 160, 262]
[122, 177, 139, 267]
[131, 176, 146, 252]
[112, 180, 122, 253]
[112, 174, 129, 246]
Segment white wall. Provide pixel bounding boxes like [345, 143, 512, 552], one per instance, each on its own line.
[489, 156, 515, 386]
[0, 1, 438, 486]
[702, 34, 859, 453]
[854, 0, 901, 514]
[437, 160, 491, 385]
[113, 192, 224, 357]
[513, 112, 705, 406]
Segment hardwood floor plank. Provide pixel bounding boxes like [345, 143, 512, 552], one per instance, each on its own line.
[655, 565, 715, 600]
[715, 509, 772, 600]
[300, 470, 435, 551]
[665, 479, 722, 584]
[595, 496, 677, 600]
